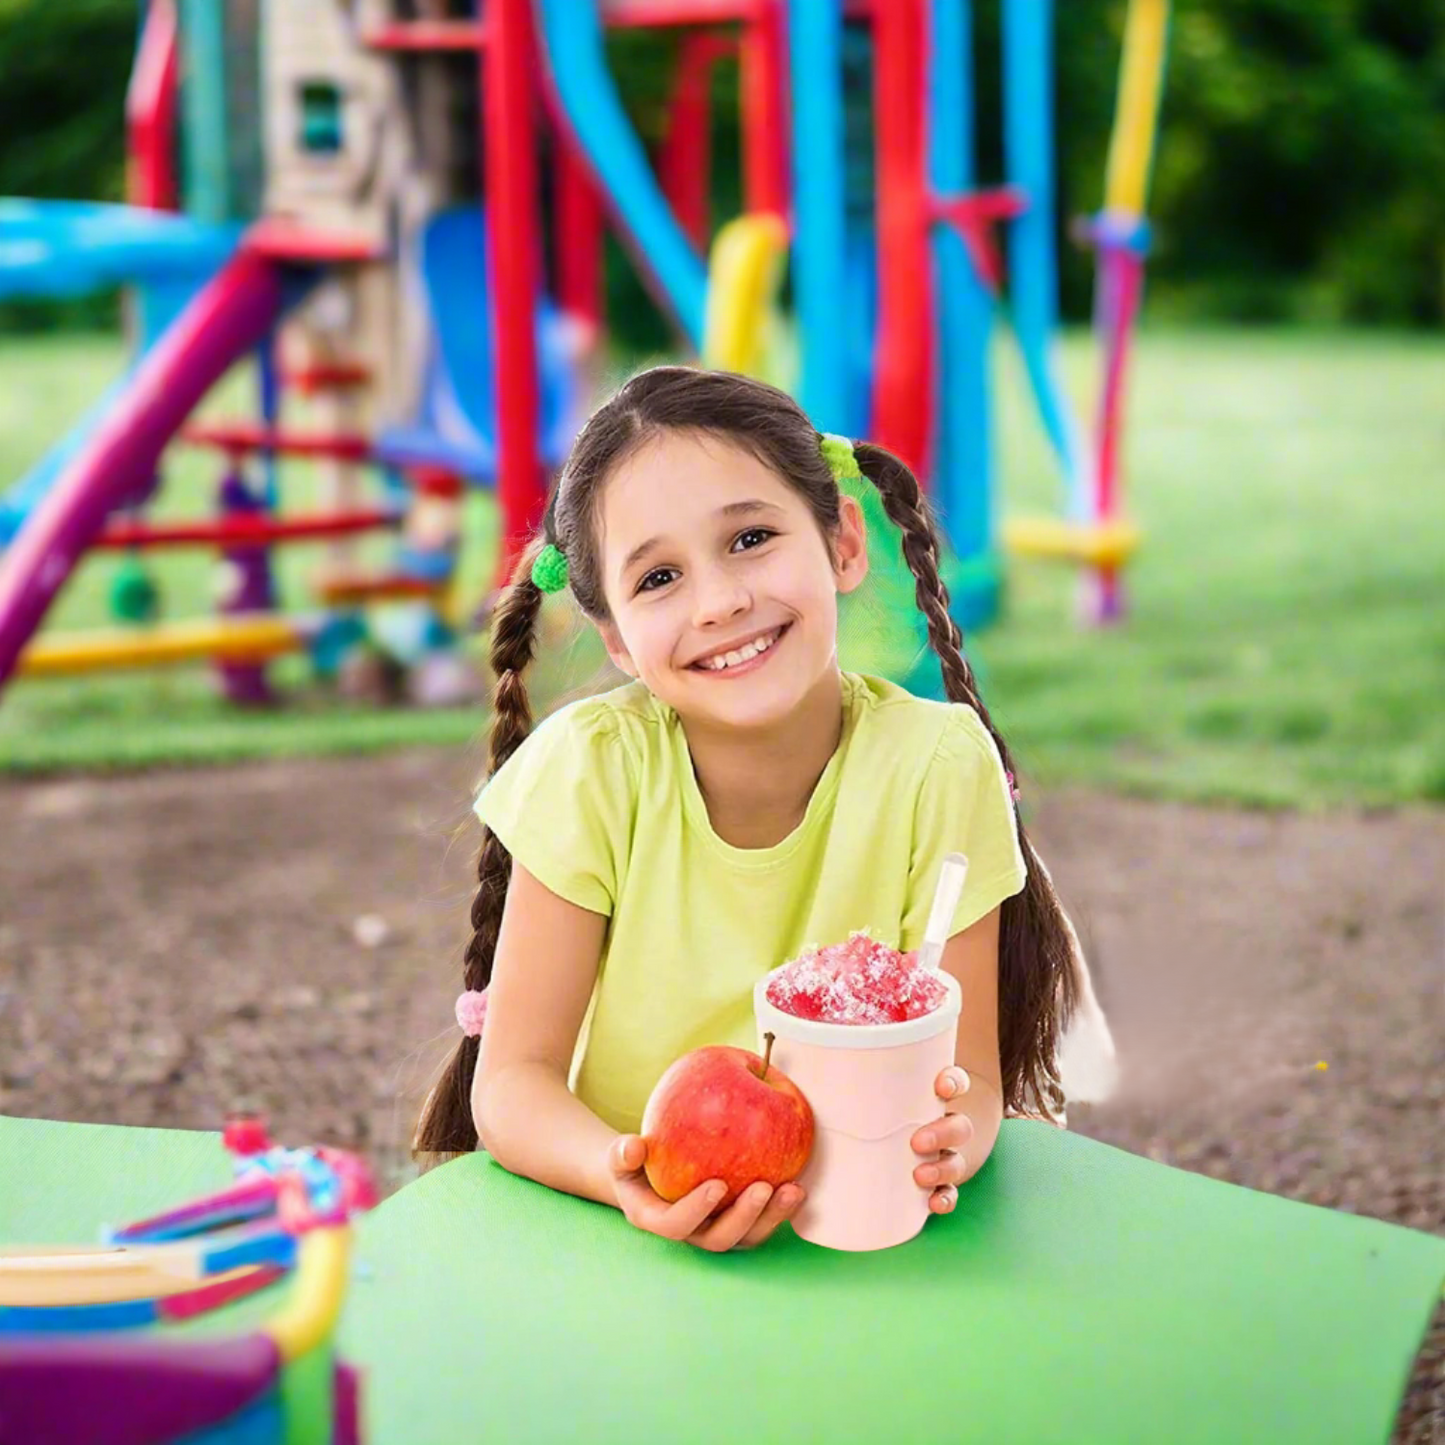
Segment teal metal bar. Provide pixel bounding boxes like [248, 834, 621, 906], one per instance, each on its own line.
[929, 0, 998, 628]
[179, 0, 232, 224]
[788, 0, 850, 433]
[1002, 0, 1087, 516]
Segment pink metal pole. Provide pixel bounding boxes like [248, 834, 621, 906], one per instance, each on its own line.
[485, 0, 546, 586]
[0, 250, 284, 689]
[1088, 247, 1143, 622]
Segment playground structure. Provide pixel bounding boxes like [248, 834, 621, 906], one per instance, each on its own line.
[0, 0, 1170, 706]
[0, 1117, 377, 1444]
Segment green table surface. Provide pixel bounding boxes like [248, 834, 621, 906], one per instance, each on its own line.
[3, 1113, 1442, 1445]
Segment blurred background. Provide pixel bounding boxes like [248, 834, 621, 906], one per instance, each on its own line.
[6, 2, 1444, 335]
[0, 1, 1441, 1431]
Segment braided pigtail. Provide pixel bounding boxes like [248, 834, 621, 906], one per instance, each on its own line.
[853, 441, 1092, 1124]
[413, 539, 549, 1161]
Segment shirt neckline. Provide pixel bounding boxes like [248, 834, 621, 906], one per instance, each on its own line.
[670, 673, 863, 869]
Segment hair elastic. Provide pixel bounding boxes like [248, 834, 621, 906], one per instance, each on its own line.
[531, 543, 569, 594]
[455, 989, 489, 1038]
[819, 433, 863, 482]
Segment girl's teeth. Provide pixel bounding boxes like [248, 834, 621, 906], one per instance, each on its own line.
[706, 631, 776, 670]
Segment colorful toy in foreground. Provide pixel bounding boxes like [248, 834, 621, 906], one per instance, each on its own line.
[0, 1115, 376, 1445]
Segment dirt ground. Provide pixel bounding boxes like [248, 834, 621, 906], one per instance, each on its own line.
[1, 752, 1441, 1439]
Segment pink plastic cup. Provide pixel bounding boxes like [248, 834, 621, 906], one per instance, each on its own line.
[753, 967, 962, 1252]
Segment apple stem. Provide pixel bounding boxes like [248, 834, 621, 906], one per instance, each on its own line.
[760, 1031, 775, 1081]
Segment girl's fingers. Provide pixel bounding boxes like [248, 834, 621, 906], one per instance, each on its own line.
[911, 1110, 974, 1158]
[929, 1183, 959, 1215]
[656, 1180, 731, 1240]
[607, 1136, 653, 1211]
[689, 1182, 776, 1252]
[734, 1184, 805, 1250]
[935, 1066, 971, 1101]
[622, 1176, 727, 1240]
[915, 1147, 965, 1189]
[609, 1137, 729, 1239]
[608, 1134, 647, 1177]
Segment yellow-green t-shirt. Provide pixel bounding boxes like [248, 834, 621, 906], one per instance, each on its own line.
[475, 672, 1027, 1134]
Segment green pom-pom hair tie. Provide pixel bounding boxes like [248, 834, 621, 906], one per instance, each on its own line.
[819, 433, 863, 482]
[530, 542, 570, 594]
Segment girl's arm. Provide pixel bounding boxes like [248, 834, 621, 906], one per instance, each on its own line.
[471, 862, 620, 1206]
[473, 864, 806, 1248]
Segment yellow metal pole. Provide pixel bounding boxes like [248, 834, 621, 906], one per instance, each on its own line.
[16, 616, 304, 678]
[1103, 0, 1169, 216]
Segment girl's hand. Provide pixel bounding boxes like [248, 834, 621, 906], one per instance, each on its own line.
[607, 1135, 805, 1252]
[911, 1067, 975, 1215]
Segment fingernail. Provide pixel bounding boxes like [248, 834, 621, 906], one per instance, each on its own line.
[750, 1184, 772, 1205]
[919, 1166, 939, 1186]
[707, 1183, 726, 1204]
[917, 1130, 937, 1152]
[940, 1076, 957, 1098]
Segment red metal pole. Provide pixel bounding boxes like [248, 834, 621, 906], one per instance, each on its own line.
[740, 2, 789, 219]
[605, 0, 765, 25]
[485, 0, 546, 584]
[555, 138, 605, 332]
[661, 31, 730, 249]
[869, 0, 932, 476]
[125, 0, 179, 210]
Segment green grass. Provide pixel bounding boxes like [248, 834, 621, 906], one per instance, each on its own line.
[982, 329, 1445, 808]
[1, 329, 1442, 808]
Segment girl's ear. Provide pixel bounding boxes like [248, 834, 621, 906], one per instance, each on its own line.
[833, 494, 870, 596]
[599, 620, 639, 678]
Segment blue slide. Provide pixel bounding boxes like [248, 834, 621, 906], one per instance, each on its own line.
[0, 200, 239, 543]
[532, 0, 707, 348]
[374, 206, 577, 481]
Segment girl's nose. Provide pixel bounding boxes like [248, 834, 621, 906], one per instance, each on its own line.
[690, 566, 751, 628]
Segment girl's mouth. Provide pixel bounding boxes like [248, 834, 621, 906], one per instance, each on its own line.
[688, 623, 789, 678]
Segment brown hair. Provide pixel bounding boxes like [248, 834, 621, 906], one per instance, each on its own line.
[414, 366, 1080, 1158]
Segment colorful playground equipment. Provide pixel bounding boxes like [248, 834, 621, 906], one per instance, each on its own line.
[0, 0, 1171, 707]
[0, 1116, 377, 1445]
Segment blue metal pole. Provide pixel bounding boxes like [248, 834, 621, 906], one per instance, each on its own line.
[788, 0, 850, 433]
[929, 0, 998, 628]
[1002, 0, 1088, 515]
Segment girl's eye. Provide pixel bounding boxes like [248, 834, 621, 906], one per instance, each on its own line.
[637, 568, 678, 593]
[635, 530, 772, 593]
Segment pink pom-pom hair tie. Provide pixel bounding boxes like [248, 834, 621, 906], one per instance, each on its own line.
[455, 988, 489, 1038]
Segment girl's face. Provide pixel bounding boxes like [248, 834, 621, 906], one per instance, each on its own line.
[594, 430, 868, 731]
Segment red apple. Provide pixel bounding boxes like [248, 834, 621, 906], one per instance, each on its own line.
[641, 1034, 814, 1208]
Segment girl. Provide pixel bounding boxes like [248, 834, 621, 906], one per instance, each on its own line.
[415, 367, 1116, 1251]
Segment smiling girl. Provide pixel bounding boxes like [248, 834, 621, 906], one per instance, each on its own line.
[414, 367, 1116, 1251]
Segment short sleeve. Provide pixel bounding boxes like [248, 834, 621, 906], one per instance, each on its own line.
[474, 700, 637, 916]
[901, 707, 1028, 947]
